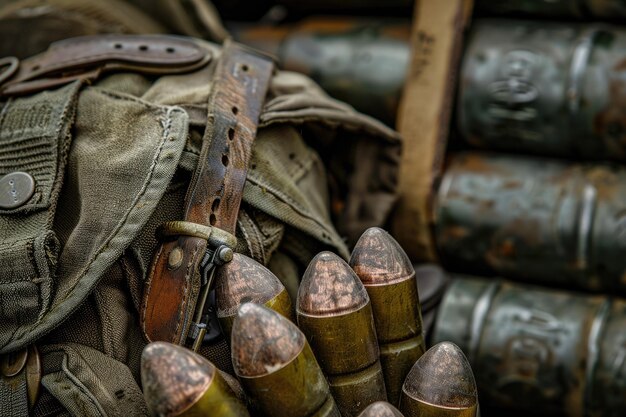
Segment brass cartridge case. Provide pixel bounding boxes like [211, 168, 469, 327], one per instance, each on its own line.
[297, 251, 387, 416]
[350, 227, 426, 405]
[459, 19, 626, 161]
[231, 303, 341, 417]
[433, 277, 626, 417]
[435, 152, 626, 293]
[359, 401, 405, 417]
[399, 342, 478, 417]
[215, 253, 293, 339]
[140, 342, 249, 417]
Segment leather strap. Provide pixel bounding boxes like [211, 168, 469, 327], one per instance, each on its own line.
[0, 35, 211, 96]
[141, 40, 274, 345]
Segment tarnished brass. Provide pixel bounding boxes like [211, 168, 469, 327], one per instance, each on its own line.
[215, 253, 293, 339]
[359, 401, 405, 416]
[231, 303, 341, 417]
[350, 227, 425, 405]
[297, 251, 387, 416]
[0, 345, 41, 410]
[141, 342, 249, 417]
[25, 345, 41, 409]
[435, 152, 626, 293]
[459, 20, 626, 161]
[399, 342, 478, 417]
[433, 277, 626, 417]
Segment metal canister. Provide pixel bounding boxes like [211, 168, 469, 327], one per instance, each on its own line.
[350, 227, 426, 405]
[230, 18, 410, 125]
[297, 251, 387, 416]
[474, 0, 626, 20]
[459, 19, 626, 161]
[434, 152, 626, 293]
[141, 342, 249, 417]
[399, 342, 478, 417]
[215, 253, 293, 339]
[432, 277, 626, 417]
[231, 303, 341, 417]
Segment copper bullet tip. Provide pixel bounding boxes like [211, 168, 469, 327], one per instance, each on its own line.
[231, 303, 305, 377]
[215, 253, 286, 316]
[358, 401, 404, 417]
[298, 251, 369, 316]
[141, 342, 215, 417]
[403, 342, 477, 408]
[350, 227, 414, 285]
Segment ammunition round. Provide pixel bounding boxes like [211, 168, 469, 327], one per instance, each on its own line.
[298, 251, 387, 416]
[231, 303, 341, 417]
[399, 342, 477, 417]
[350, 227, 426, 405]
[215, 253, 293, 339]
[358, 401, 405, 417]
[140, 342, 249, 417]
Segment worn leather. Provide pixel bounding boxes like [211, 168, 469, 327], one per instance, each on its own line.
[141, 41, 274, 344]
[0, 35, 211, 96]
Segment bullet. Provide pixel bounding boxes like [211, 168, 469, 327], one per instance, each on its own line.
[435, 152, 626, 293]
[358, 402, 405, 417]
[350, 227, 425, 405]
[140, 342, 249, 417]
[215, 253, 293, 339]
[433, 277, 626, 417]
[399, 342, 478, 417]
[297, 251, 387, 416]
[231, 303, 341, 417]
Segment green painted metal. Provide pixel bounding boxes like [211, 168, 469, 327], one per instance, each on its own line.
[459, 19, 626, 161]
[434, 152, 626, 293]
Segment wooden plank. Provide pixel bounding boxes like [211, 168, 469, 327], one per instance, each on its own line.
[392, 0, 473, 261]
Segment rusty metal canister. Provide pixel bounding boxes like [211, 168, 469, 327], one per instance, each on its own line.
[432, 277, 626, 417]
[231, 303, 341, 417]
[475, 0, 626, 20]
[230, 18, 410, 125]
[459, 19, 626, 161]
[434, 152, 626, 293]
[350, 227, 426, 405]
[297, 251, 387, 416]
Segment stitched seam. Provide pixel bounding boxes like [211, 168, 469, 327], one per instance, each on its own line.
[173, 241, 202, 341]
[35, 106, 181, 318]
[140, 244, 163, 334]
[59, 355, 107, 417]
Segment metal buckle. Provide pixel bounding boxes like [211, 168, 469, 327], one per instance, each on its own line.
[189, 243, 233, 351]
[0, 56, 18, 86]
[157, 221, 236, 351]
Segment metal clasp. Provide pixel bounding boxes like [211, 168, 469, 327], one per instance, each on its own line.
[157, 220, 237, 351]
[0, 56, 18, 86]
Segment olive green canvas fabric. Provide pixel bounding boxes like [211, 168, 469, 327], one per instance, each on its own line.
[0, 39, 401, 415]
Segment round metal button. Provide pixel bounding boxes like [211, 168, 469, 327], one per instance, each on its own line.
[0, 172, 35, 209]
